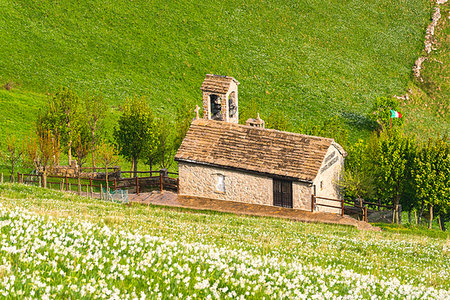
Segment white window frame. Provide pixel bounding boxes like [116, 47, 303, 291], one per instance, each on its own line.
[215, 174, 225, 193]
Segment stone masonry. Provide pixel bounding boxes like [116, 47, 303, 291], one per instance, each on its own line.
[179, 162, 316, 210]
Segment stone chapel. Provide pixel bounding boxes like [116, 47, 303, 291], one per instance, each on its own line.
[175, 74, 347, 213]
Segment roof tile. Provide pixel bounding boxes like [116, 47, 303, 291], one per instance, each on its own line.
[175, 119, 342, 181]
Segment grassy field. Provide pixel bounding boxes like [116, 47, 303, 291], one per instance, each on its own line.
[0, 0, 447, 145]
[0, 183, 448, 298]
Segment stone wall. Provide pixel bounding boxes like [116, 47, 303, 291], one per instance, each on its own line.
[293, 182, 313, 211]
[179, 162, 313, 210]
[313, 145, 345, 214]
[179, 162, 272, 206]
[49, 165, 121, 180]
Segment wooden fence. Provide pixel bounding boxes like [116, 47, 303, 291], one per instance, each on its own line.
[311, 195, 395, 223]
[13, 170, 179, 196]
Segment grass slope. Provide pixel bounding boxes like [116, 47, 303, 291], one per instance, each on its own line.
[0, 0, 446, 143]
[0, 183, 448, 298]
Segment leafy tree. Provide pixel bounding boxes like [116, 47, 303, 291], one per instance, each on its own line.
[0, 134, 24, 182]
[339, 139, 376, 206]
[142, 117, 175, 171]
[375, 131, 415, 223]
[40, 87, 83, 165]
[413, 135, 449, 229]
[84, 92, 108, 170]
[154, 117, 175, 169]
[173, 100, 194, 152]
[368, 96, 403, 133]
[114, 97, 157, 174]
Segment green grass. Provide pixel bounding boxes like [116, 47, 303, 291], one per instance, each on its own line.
[0, 0, 447, 145]
[0, 183, 448, 298]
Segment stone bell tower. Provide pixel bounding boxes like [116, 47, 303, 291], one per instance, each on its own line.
[200, 74, 239, 123]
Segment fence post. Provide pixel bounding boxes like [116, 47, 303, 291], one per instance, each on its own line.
[364, 206, 368, 223]
[114, 178, 117, 191]
[60, 181, 63, 191]
[77, 176, 81, 195]
[311, 194, 315, 212]
[100, 184, 103, 200]
[160, 172, 163, 193]
[38, 176, 42, 187]
[177, 178, 179, 195]
[392, 207, 395, 224]
[86, 184, 89, 197]
[136, 177, 139, 196]
[341, 198, 344, 216]
[17, 172, 20, 184]
[65, 175, 68, 191]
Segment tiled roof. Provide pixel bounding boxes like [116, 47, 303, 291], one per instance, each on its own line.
[200, 74, 239, 94]
[175, 119, 345, 182]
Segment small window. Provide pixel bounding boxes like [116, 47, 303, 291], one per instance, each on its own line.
[320, 181, 323, 191]
[228, 91, 237, 118]
[216, 174, 225, 193]
[210, 94, 222, 120]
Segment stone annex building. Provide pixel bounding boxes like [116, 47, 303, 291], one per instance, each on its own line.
[175, 74, 347, 213]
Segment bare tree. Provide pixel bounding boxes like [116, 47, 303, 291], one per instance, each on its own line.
[84, 92, 107, 170]
[96, 142, 119, 192]
[73, 134, 92, 173]
[0, 134, 24, 182]
[25, 131, 59, 187]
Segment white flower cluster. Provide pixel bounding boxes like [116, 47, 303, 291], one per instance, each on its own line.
[0, 203, 448, 299]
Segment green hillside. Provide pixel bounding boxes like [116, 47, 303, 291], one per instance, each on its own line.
[0, 183, 448, 298]
[0, 0, 447, 143]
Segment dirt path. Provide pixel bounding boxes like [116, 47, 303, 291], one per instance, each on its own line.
[129, 191, 380, 231]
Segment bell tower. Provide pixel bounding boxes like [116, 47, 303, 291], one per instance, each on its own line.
[200, 74, 239, 123]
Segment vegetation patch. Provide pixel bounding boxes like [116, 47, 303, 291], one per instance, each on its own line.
[0, 183, 449, 298]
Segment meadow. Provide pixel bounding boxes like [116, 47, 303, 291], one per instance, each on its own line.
[0, 183, 448, 299]
[0, 0, 448, 145]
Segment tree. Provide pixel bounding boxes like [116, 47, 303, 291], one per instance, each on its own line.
[154, 117, 175, 169]
[0, 134, 24, 182]
[368, 96, 403, 133]
[84, 92, 108, 170]
[72, 128, 92, 172]
[173, 100, 194, 152]
[114, 97, 158, 174]
[96, 142, 119, 192]
[339, 139, 376, 206]
[375, 131, 415, 223]
[25, 130, 59, 187]
[413, 135, 449, 229]
[40, 87, 82, 165]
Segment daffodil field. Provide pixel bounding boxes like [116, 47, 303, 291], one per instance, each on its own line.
[0, 183, 448, 299]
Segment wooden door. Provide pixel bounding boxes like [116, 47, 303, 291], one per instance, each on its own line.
[273, 179, 293, 208]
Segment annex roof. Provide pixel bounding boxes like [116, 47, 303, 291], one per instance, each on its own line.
[200, 74, 239, 94]
[175, 119, 346, 182]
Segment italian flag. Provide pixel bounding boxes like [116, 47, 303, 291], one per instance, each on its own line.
[390, 109, 402, 118]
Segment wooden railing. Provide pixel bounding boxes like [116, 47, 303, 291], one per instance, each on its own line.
[15, 170, 179, 196]
[311, 195, 368, 222]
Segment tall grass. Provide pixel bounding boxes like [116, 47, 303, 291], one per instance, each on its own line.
[0, 0, 445, 143]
